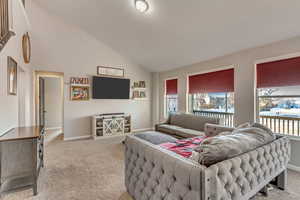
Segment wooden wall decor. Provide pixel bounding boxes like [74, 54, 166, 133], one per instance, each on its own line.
[132, 80, 147, 100]
[70, 77, 90, 101]
[22, 32, 31, 64]
[97, 66, 124, 78]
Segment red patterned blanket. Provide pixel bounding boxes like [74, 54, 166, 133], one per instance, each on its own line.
[159, 136, 206, 158]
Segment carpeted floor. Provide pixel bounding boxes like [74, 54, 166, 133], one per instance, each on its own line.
[2, 135, 300, 200]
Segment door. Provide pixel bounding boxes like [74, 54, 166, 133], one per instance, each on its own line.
[39, 77, 46, 128]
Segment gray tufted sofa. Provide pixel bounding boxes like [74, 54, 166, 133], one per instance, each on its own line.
[125, 135, 290, 200]
[155, 113, 220, 138]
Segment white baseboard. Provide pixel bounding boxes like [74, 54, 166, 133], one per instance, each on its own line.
[64, 135, 91, 141]
[64, 128, 153, 141]
[132, 128, 154, 133]
[288, 164, 300, 172]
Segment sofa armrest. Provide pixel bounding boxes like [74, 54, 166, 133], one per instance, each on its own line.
[204, 123, 235, 137]
[125, 135, 205, 200]
[155, 122, 167, 131]
[202, 136, 290, 200]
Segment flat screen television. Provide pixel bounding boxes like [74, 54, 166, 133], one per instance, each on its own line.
[92, 76, 130, 99]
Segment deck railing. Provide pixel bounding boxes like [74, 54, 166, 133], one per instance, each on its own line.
[193, 110, 234, 127]
[259, 115, 300, 136]
[193, 110, 300, 136]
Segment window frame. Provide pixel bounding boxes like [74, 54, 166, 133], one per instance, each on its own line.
[254, 53, 300, 137]
[164, 77, 178, 118]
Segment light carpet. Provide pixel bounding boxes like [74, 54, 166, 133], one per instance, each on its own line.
[2, 135, 300, 200]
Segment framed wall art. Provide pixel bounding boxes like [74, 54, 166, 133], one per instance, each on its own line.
[7, 56, 17, 95]
[97, 66, 124, 78]
[70, 86, 90, 101]
[70, 77, 90, 101]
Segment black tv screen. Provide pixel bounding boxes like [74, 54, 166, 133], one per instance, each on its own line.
[92, 76, 130, 99]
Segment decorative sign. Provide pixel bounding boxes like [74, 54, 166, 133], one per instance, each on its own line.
[70, 77, 90, 101]
[97, 66, 124, 78]
[70, 77, 89, 85]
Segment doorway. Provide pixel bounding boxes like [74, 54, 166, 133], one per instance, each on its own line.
[35, 71, 64, 142]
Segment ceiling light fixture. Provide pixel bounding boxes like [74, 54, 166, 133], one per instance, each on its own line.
[135, 0, 149, 13]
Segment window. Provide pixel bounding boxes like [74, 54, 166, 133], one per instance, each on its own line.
[188, 69, 234, 126]
[165, 79, 178, 115]
[257, 56, 300, 136]
[190, 92, 234, 113]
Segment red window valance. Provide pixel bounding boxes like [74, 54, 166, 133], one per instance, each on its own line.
[188, 69, 234, 94]
[257, 56, 300, 88]
[166, 79, 178, 95]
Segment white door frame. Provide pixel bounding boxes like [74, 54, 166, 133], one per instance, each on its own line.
[34, 71, 64, 136]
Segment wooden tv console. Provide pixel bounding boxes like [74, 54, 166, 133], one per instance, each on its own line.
[92, 113, 131, 139]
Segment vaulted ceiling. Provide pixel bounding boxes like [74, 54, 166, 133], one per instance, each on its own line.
[34, 0, 300, 72]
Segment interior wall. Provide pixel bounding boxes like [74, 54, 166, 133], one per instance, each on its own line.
[151, 72, 160, 127]
[158, 36, 300, 168]
[0, 0, 32, 135]
[27, 2, 152, 139]
[159, 36, 300, 124]
[44, 77, 63, 129]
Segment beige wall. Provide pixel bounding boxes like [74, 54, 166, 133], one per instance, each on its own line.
[0, 0, 33, 135]
[27, 2, 152, 139]
[157, 36, 300, 168]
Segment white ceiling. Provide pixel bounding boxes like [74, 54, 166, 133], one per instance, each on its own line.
[34, 0, 300, 72]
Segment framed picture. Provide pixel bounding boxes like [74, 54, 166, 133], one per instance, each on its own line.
[7, 57, 17, 95]
[140, 91, 146, 98]
[133, 82, 139, 88]
[70, 86, 90, 101]
[97, 66, 124, 78]
[139, 81, 146, 88]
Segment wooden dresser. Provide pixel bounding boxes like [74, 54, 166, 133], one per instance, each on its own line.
[0, 126, 44, 196]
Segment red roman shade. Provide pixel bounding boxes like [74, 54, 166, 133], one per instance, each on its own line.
[257, 56, 300, 88]
[166, 79, 178, 95]
[189, 69, 234, 94]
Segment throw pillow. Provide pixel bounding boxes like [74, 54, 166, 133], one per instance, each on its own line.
[194, 123, 275, 166]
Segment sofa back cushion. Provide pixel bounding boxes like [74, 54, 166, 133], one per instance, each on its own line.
[193, 123, 276, 166]
[169, 113, 219, 131]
